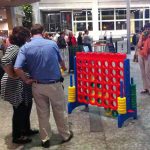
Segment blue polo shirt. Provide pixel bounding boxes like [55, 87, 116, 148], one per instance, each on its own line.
[14, 37, 62, 82]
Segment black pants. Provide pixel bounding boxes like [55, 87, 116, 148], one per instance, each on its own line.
[12, 101, 32, 139]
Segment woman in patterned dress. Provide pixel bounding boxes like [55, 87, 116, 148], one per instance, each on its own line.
[1, 26, 38, 144]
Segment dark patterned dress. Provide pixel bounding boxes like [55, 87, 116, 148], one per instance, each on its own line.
[1, 45, 32, 108]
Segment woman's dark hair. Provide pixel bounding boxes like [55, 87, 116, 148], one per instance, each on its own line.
[9, 26, 30, 47]
[31, 24, 44, 35]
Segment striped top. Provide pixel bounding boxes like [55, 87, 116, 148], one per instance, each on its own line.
[0, 45, 32, 108]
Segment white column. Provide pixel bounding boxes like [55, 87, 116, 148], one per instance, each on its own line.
[32, 2, 41, 24]
[10, 7, 16, 27]
[92, 0, 99, 41]
[126, 0, 131, 54]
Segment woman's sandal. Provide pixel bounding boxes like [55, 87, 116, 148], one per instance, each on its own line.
[140, 89, 149, 94]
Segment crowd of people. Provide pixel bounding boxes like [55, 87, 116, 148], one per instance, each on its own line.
[43, 29, 93, 52]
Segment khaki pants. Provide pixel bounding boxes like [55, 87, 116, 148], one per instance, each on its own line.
[138, 55, 150, 91]
[32, 82, 70, 141]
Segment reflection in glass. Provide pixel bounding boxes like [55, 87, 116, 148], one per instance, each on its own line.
[88, 22, 93, 31]
[49, 14, 60, 23]
[116, 21, 126, 30]
[135, 21, 143, 31]
[116, 9, 126, 19]
[102, 9, 114, 20]
[75, 22, 86, 31]
[73, 10, 86, 21]
[87, 10, 92, 20]
[145, 8, 150, 18]
[145, 20, 150, 25]
[61, 12, 72, 30]
[130, 9, 143, 19]
[49, 24, 55, 32]
[102, 22, 114, 30]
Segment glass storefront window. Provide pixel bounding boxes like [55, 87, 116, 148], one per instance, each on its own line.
[42, 13, 49, 24]
[102, 22, 114, 30]
[116, 9, 126, 19]
[56, 23, 61, 32]
[88, 22, 93, 31]
[61, 12, 72, 31]
[130, 9, 143, 19]
[49, 24, 55, 32]
[73, 10, 86, 21]
[42, 12, 61, 32]
[135, 20, 143, 31]
[145, 20, 150, 25]
[145, 9, 150, 18]
[102, 9, 114, 20]
[49, 13, 60, 23]
[43, 24, 49, 32]
[116, 21, 126, 30]
[87, 10, 92, 20]
[74, 22, 86, 31]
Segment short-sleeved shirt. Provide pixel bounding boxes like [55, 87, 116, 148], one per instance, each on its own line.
[83, 34, 92, 45]
[1, 45, 32, 107]
[14, 37, 63, 82]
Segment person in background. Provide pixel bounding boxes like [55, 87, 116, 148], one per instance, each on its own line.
[57, 31, 67, 50]
[67, 31, 77, 47]
[1, 26, 38, 144]
[77, 32, 83, 46]
[67, 31, 77, 72]
[137, 23, 150, 94]
[14, 24, 73, 148]
[57, 31, 67, 70]
[103, 31, 107, 44]
[83, 29, 92, 52]
[132, 30, 139, 49]
[109, 32, 113, 44]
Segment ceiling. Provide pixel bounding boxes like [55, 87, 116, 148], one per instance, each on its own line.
[0, 0, 39, 7]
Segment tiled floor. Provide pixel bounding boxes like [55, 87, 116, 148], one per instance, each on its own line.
[1, 51, 150, 150]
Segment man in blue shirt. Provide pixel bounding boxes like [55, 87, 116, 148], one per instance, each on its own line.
[14, 24, 73, 148]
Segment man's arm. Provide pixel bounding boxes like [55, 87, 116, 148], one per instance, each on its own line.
[14, 45, 35, 84]
[14, 68, 35, 84]
[60, 60, 67, 71]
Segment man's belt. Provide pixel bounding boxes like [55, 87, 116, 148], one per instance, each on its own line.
[34, 79, 60, 84]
